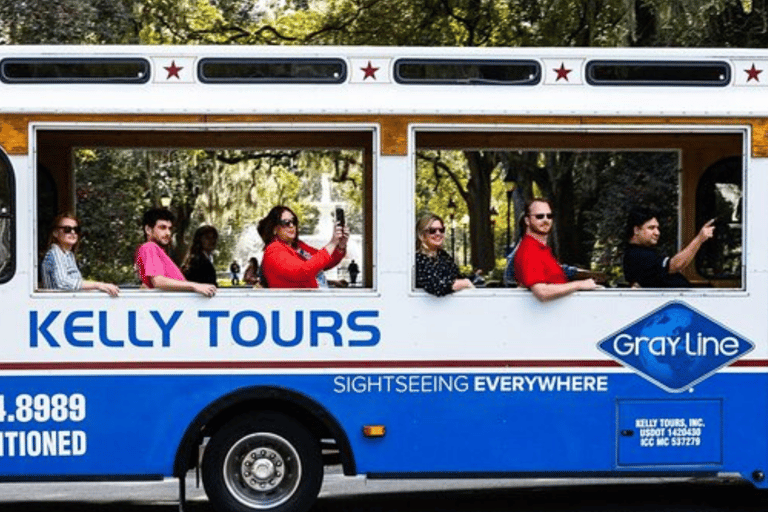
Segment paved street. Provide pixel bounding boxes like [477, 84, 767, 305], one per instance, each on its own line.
[0, 467, 766, 511]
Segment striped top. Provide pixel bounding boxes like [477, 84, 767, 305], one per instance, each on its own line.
[41, 243, 83, 291]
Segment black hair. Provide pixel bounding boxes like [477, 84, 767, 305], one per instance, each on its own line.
[181, 225, 218, 272]
[142, 207, 175, 230]
[625, 206, 657, 240]
[257, 206, 299, 247]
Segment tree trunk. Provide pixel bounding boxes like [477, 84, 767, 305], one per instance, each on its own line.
[465, 151, 496, 272]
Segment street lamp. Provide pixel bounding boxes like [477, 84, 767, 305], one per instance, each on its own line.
[504, 176, 516, 255]
[447, 197, 457, 258]
[489, 206, 498, 260]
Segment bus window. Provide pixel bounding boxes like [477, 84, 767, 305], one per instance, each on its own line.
[35, 130, 373, 290]
[0, 150, 13, 283]
[414, 130, 743, 290]
[416, 149, 679, 288]
[695, 156, 742, 285]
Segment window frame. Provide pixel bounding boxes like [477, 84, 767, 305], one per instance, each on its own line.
[32, 122, 378, 297]
[409, 124, 748, 296]
[0, 147, 15, 284]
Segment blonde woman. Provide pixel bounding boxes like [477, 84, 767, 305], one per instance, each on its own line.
[415, 213, 473, 296]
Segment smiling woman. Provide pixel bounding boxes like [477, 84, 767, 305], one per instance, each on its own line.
[414, 212, 473, 296]
[258, 205, 349, 289]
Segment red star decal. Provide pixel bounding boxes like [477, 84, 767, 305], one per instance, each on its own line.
[554, 63, 572, 81]
[164, 60, 183, 80]
[745, 63, 762, 82]
[361, 61, 379, 80]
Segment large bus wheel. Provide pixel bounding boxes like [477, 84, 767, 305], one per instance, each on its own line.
[202, 412, 323, 512]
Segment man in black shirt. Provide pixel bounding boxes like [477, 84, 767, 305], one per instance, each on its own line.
[623, 207, 715, 288]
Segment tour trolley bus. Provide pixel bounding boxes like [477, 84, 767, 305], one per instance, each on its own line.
[0, 45, 766, 512]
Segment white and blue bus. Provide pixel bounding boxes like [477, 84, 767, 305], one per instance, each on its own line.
[0, 45, 765, 512]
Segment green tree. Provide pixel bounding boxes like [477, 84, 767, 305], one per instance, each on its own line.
[74, 147, 364, 284]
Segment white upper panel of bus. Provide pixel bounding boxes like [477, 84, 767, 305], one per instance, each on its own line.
[0, 46, 767, 116]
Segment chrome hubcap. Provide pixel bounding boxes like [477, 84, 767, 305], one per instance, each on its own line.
[240, 447, 285, 491]
[223, 432, 301, 510]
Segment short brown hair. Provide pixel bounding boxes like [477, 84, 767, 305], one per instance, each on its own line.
[525, 198, 553, 216]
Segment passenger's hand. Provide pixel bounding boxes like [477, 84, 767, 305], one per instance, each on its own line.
[698, 218, 716, 241]
[338, 226, 350, 250]
[453, 278, 474, 291]
[98, 282, 120, 297]
[577, 278, 602, 291]
[329, 223, 343, 245]
[193, 283, 217, 297]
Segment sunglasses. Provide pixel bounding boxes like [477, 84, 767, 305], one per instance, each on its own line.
[426, 227, 446, 235]
[279, 218, 297, 227]
[58, 225, 81, 234]
[531, 213, 553, 220]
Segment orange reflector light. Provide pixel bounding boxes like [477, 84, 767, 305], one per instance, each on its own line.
[362, 425, 386, 437]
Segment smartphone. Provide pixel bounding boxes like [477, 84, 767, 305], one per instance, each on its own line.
[335, 207, 345, 228]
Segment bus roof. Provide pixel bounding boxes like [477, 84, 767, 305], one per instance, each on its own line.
[0, 46, 766, 117]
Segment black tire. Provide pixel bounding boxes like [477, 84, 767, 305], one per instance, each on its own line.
[202, 412, 323, 512]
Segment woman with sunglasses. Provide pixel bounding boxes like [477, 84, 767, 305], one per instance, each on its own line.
[41, 213, 119, 296]
[415, 213, 473, 296]
[258, 205, 348, 288]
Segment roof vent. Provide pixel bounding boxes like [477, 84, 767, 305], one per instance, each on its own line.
[586, 61, 730, 86]
[394, 59, 540, 85]
[0, 58, 150, 84]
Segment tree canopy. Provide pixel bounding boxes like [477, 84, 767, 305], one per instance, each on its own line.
[3, 0, 758, 282]
[1, 0, 762, 47]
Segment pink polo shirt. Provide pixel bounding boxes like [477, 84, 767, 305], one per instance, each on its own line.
[135, 241, 185, 288]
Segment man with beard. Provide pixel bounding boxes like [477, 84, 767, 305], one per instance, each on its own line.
[135, 208, 216, 297]
[513, 198, 600, 302]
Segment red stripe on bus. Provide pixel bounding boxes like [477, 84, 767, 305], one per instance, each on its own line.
[0, 360, 764, 371]
[0, 360, 619, 370]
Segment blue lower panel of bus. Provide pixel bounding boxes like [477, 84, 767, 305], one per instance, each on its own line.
[0, 372, 763, 484]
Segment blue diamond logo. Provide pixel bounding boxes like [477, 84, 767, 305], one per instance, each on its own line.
[598, 302, 753, 393]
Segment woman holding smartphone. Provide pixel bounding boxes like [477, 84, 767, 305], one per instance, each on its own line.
[258, 205, 349, 288]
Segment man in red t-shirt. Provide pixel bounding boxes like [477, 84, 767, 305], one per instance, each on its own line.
[514, 199, 600, 302]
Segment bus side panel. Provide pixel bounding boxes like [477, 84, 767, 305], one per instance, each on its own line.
[0, 371, 764, 483]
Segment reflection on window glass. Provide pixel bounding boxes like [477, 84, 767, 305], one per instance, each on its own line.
[1, 59, 149, 83]
[586, 61, 730, 86]
[199, 59, 345, 83]
[696, 157, 742, 281]
[396, 59, 540, 85]
[0, 153, 12, 282]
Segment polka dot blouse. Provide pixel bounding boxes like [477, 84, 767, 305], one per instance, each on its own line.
[415, 250, 463, 297]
